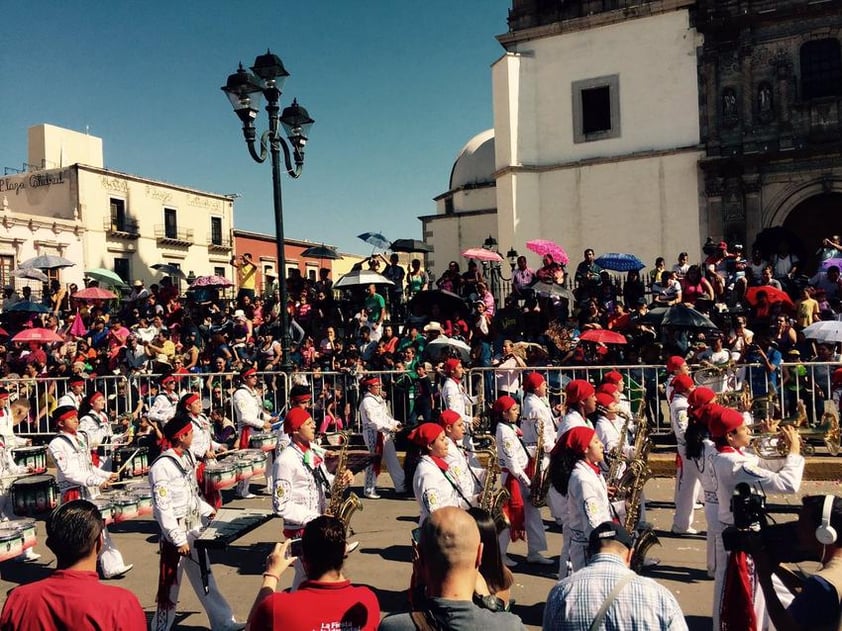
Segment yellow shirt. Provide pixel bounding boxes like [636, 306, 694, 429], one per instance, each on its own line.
[238, 262, 257, 290]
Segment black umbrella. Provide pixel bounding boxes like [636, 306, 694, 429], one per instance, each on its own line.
[390, 239, 433, 253]
[301, 245, 342, 260]
[661, 304, 719, 329]
[407, 290, 469, 318]
[150, 263, 187, 279]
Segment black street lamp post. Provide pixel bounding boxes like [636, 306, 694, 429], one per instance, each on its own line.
[222, 50, 314, 371]
[481, 235, 517, 303]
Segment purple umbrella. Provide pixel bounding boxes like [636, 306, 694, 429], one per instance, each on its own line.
[191, 275, 233, 288]
[821, 257, 842, 271]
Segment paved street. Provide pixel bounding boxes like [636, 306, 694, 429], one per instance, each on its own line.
[1, 471, 839, 630]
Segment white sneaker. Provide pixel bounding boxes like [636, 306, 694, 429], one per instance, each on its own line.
[364, 491, 381, 500]
[694, 502, 704, 509]
[671, 525, 699, 535]
[236, 492, 256, 500]
[345, 541, 360, 555]
[642, 557, 661, 568]
[526, 553, 554, 565]
[104, 564, 134, 579]
[502, 555, 517, 567]
[16, 551, 40, 563]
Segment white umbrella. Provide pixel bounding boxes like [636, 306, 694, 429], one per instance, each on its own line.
[12, 268, 50, 282]
[426, 336, 471, 362]
[802, 320, 842, 343]
[334, 270, 394, 289]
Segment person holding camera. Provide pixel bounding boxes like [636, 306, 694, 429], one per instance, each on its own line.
[750, 494, 842, 630]
[710, 406, 805, 630]
[248, 515, 380, 631]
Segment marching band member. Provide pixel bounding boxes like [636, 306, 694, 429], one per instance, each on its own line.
[272, 407, 354, 590]
[56, 375, 86, 409]
[0, 388, 29, 448]
[684, 387, 719, 578]
[665, 355, 689, 403]
[601, 369, 632, 417]
[440, 359, 478, 449]
[359, 375, 405, 499]
[438, 409, 482, 502]
[410, 422, 466, 524]
[149, 416, 242, 631]
[148, 375, 180, 429]
[494, 395, 552, 567]
[556, 379, 596, 437]
[182, 393, 225, 510]
[670, 374, 702, 535]
[552, 425, 611, 578]
[79, 392, 115, 469]
[48, 405, 132, 579]
[278, 385, 312, 452]
[520, 372, 565, 524]
[710, 406, 805, 631]
[0, 399, 40, 562]
[232, 367, 274, 499]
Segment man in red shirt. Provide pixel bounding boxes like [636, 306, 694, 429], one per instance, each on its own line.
[248, 515, 380, 630]
[0, 500, 146, 631]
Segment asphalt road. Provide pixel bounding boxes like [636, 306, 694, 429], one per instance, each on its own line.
[1, 472, 839, 630]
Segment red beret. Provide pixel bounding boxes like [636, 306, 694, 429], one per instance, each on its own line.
[563, 426, 596, 454]
[832, 368, 842, 386]
[672, 374, 694, 394]
[693, 402, 722, 427]
[408, 422, 444, 447]
[595, 392, 615, 409]
[602, 370, 623, 384]
[492, 395, 518, 416]
[438, 409, 461, 428]
[666, 356, 686, 372]
[443, 358, 461, 376]
[688, 387, 716, 409]
[283, 407, 312, 434]
[596, 383, 618, 396]
[361, 376, 381, 389]
[708, 406, 744, 439]
[523, 372, 545, 392]
[565, 380, 595, 405]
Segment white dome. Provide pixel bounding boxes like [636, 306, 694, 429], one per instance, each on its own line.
[449, 129, 495, 191]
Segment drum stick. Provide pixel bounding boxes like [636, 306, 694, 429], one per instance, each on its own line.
[114, 448, 142, 477]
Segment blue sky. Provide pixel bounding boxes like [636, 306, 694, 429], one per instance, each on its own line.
[0, 2, 511, 255]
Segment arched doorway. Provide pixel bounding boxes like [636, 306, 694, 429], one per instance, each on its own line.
[781, 192, 842, 268]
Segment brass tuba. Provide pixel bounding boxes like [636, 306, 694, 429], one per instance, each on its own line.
[326, 431, 363, 534]
[473, 448, 511, 532]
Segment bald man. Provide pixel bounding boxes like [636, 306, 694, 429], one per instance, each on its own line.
[379, 507, 524, 630]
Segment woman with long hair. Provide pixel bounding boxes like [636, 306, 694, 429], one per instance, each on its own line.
[549, 425, 611, 578]
[409, 423, 466, 524]
[467, 507, 514, 610]
[684, 387, 718, 578]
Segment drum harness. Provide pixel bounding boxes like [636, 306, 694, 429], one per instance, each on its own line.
[153, 451, 201, 529]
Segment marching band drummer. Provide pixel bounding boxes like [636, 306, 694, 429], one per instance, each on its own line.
[48, 405, 133, 579]
[0, 399, 40, 562]
[494, 395, 552, 568]
[0, 388, 29, 448]
[78, 392, 115, 469]
[181, 393, 225, 510]
[440, 359, 479, 449]
[149, 415, 243, 631]
[438, 409, 483, 501]
[56, 374, 86, 409]
[410, 422, 467, 525]
[272, 407, 354, 591]
[148, 374, 180, 431]
[359, 375, 405, 499]
[233, 367, 274, 499]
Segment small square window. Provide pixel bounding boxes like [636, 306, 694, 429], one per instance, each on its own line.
[572, 74, 621, 143]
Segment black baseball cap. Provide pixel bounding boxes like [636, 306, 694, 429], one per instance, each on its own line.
[588, 521, 634, 554]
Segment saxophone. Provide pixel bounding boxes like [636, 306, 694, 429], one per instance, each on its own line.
[620, 409, 660, 572]
[529, 418, 548, 507]
[474, 448, 511, 532]
[326, 432, 363, 534]
[604, 408, 633, 491]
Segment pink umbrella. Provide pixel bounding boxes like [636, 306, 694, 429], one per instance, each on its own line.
[68, 309, 87, 337]
[191, 275, 234, 288]
[12, 328, 64, 343]
[461, 248, 503, 263]
[526, 239, 569, 266]
[72, 287, 117, 301]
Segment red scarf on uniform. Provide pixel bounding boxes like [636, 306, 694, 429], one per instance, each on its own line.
[502, 425, 526, 541]
[720, 550, 757, 631]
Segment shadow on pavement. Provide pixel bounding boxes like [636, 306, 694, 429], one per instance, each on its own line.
[361, 544, 412, 563]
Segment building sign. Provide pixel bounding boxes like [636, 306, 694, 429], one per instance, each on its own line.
[0, 170, 68, 195]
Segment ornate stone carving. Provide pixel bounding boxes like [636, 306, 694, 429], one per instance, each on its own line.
[757, 82, 774, 124]
[705, 176, 724, 197]
[722, 87, 740, 128]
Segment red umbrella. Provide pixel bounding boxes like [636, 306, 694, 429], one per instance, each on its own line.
[745, 286, 794, 308]
[72, 287, 117, 301]
[461, 248, 503, 263]
[526, 239, 569, 266]
[0, 327, 7, 337]
[579, 329, 627, 345]
[12, 328, 64, 343]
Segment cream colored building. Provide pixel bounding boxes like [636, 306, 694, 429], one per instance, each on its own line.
[0, 124, 234, 290]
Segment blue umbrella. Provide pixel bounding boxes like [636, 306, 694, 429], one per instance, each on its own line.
[357, 232, 391, 250]
[594, 253, 646, 272]
[7, 301, 51, 314]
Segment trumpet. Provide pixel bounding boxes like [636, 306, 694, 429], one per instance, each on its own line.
[750, 428, 812, 458]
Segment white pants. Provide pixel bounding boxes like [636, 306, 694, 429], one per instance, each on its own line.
[546, 486, 565, 524]
[153, 537, 237, 631]
[100, 528, 127, 578]
[236, 450, 274, 496]
[498, 476, 547, 557]
[704, 499, 720, 577]
[672, 446, 701, 531]
[363, 428, 405, 494]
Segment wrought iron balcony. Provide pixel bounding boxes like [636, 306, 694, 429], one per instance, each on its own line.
[103, 216, 140, 239]
[207, 235, 232, 251]
[154, 224, 194, 246]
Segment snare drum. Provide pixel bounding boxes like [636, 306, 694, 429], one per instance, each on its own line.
[234, 457, 254, 481]
[126, 481, 153, 516]
[113, 446, 149, 479]
[10, 475, 59, 517]
[249, 432, 276, 452]
[0, 528, 24, 563]
[242, 449, 268, 477]
[90, 498, 115, 526]
[10, 518, 37, 551]
[109, 493, 139, 523]
[11, 446, 48, 474]
[203, 461, 237, 491]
